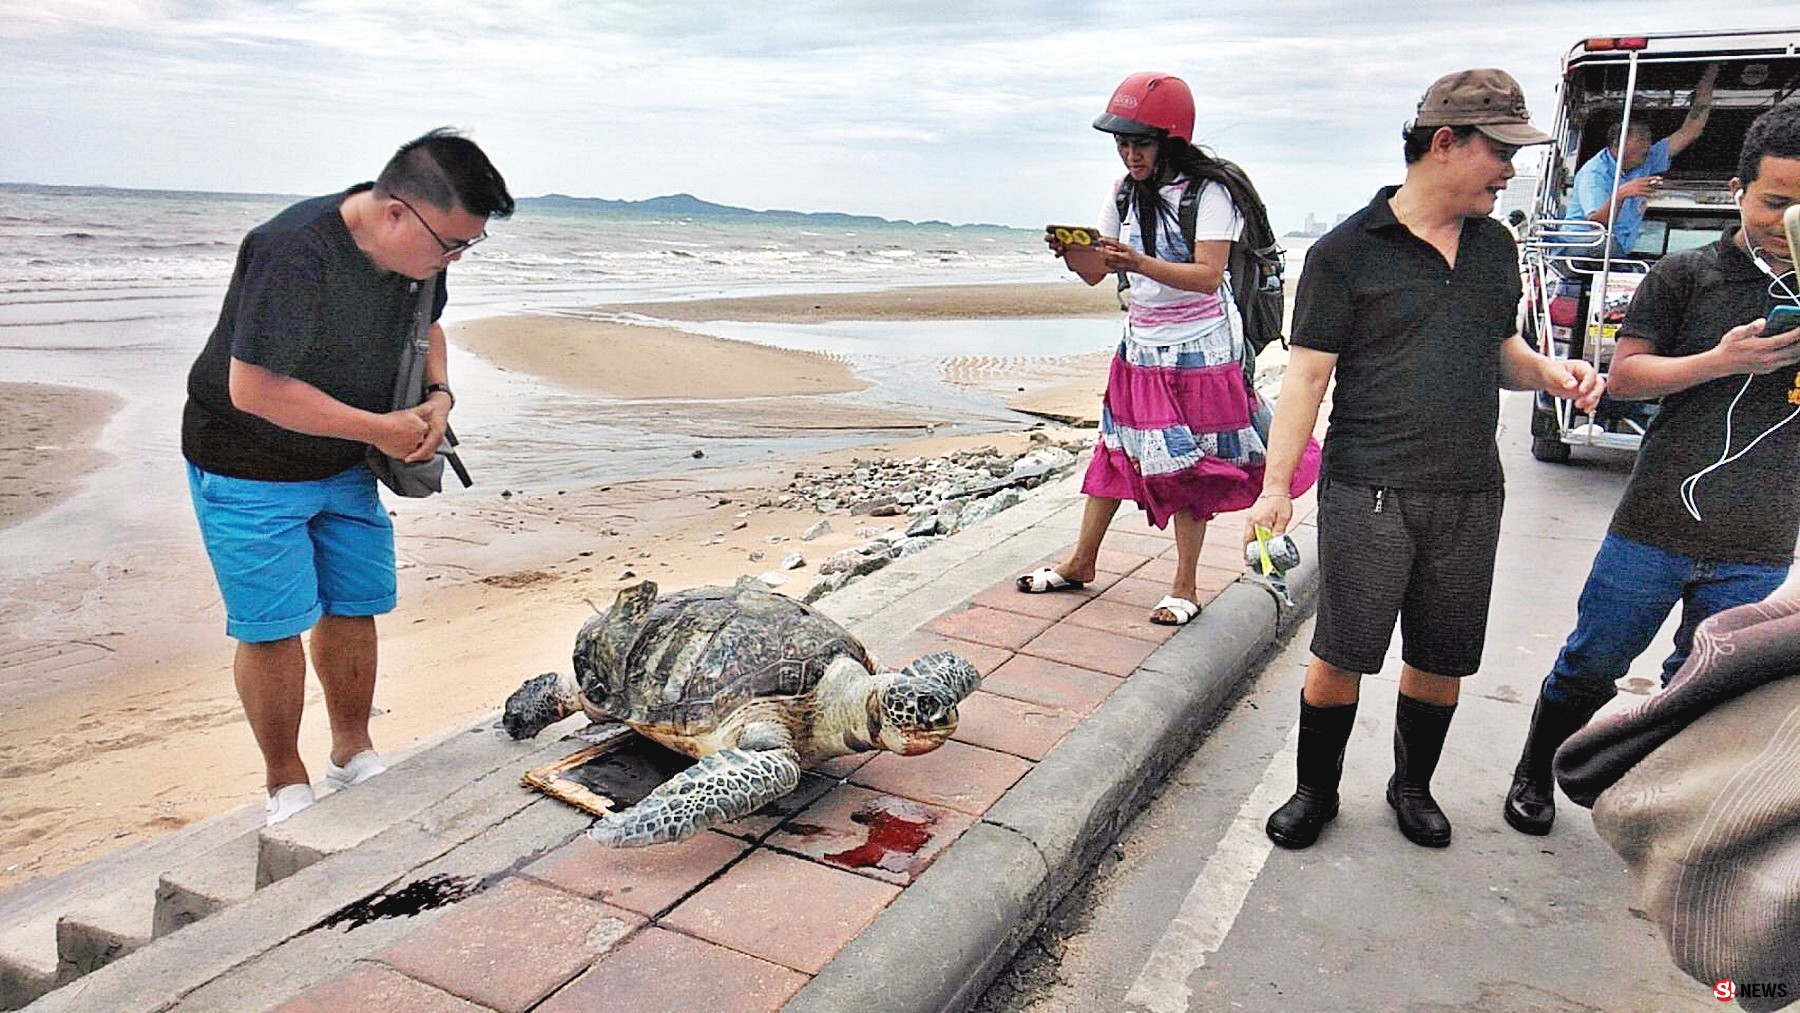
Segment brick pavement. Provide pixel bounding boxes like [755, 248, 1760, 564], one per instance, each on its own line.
[275, 507, 1304, 1012]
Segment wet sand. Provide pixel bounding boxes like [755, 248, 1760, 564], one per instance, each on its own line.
[0, 383, 122, 531]
[453, 314, 872, 399]
[596, 281, 1125, 426]
[599, 280, 1124, 322]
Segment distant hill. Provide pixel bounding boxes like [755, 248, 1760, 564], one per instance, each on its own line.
[0, 181, 1016, 232]
[520, 192, 1012, 231]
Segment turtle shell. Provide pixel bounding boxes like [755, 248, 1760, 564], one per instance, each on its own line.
[573, 583, 873, 735]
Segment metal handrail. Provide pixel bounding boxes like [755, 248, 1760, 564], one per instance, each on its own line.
[1520, 218, 1652, 447]
[1524, 217, 1606, 251]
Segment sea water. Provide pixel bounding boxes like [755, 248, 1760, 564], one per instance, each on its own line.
[0, 182, 1058, 306]
[0, 182, 1079, 456]
[0, 183, 1094, 615]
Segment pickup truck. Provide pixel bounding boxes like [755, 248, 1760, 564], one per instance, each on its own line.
[1520, 28, 1800, 462]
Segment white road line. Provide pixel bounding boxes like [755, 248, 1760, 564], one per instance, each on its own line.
[1121, 722, 1299, 1013]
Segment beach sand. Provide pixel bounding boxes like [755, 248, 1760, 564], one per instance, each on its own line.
[598, 280, 1124, 322]
[597, 281, 1127, 427]
[0, 282, 1114, 890]
[0, 383, 122, 530]
[453, 314, 871, 399]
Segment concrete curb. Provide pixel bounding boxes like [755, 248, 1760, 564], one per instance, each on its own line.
[788, 523, 1320, 1012]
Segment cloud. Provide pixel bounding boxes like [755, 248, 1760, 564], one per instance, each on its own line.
[2, 1, 1796, 229]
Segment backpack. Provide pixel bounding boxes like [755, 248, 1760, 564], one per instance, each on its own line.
[1114, 158, 1288, 359]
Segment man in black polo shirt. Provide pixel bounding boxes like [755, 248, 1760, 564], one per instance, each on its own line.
[1504, 99, 1800, 838]
[1246, 69, 1603, 850]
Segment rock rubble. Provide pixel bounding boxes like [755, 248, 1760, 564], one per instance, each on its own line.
[758, 433, 1090, 604]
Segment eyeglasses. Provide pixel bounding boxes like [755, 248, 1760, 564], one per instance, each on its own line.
[392, 194, 487, 257]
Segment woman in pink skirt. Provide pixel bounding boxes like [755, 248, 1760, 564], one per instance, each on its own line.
[1017, 72, 1319, 625]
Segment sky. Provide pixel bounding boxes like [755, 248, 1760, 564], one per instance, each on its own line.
[2, 2, 1796, 233]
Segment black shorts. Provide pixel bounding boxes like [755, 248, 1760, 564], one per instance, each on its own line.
[1310, 480, 1504, 678]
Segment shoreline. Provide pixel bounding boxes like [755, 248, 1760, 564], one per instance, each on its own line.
[452, 314, 872, 399]
[593, 280, 1124, 323]
[0, 280, 1114, 892]
[0, 382, 123, 533]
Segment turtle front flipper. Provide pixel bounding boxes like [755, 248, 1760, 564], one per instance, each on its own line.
[587, 732, 801, 847]
[502, 670, 581, 740]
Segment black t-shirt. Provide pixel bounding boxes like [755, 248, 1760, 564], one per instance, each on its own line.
[181, 185, 448, 481]
[1291, 186, 1522, 491]
[1608, 232, 1800, 565]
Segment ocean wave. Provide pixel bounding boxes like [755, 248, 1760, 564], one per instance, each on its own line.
[0, 188, 1051, 293]
[132, 240, 233, 250]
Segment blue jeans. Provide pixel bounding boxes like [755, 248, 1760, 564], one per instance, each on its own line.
[1540, 533, 1789, 709]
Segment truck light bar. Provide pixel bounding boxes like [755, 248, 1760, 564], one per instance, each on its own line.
[1583, 36, 1650, 52]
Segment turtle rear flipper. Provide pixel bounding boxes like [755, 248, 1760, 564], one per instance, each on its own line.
[502, 671, 581, 740]
[587, 740, 802, 847]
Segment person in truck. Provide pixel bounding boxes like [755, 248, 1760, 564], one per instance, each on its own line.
[1565, 64, 1719, 257]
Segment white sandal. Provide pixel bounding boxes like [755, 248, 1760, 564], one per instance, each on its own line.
[1149, 595, 1200, 626]
[1016, 567, 1085, 594]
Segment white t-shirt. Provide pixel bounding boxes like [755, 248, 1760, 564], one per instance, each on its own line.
[1100, 176, 1242, 298]
[1100, 176, 1243, 346]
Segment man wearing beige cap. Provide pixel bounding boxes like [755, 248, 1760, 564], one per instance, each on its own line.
[1245, 69, 1603, 851]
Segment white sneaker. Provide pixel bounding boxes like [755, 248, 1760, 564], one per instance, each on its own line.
[324, 750, 388, 791]
[265, 783, 315, 826]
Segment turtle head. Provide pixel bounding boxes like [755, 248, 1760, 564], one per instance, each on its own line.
[869, 651, 982, 756]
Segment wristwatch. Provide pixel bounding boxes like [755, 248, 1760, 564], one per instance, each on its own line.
[423, 382, 454, 408]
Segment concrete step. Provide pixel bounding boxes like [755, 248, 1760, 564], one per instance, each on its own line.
[53, 891, 153, 983]
[151, 717, 494, 936]
[3, 709, 593, 1010]
[0, 944, 55, 1012]
[176, 790, 599, 1009]
[0, 804, 264, 1010]
[152, 828, 261, 939]
[256, 714, 571, 886]
[25, 718, 596, 1012]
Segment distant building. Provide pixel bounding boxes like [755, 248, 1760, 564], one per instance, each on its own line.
[1495, 173, 1537, 221]
[1285, 213, 1332, 238]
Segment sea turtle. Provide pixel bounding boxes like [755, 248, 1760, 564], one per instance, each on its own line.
[502, 581, 981, 847]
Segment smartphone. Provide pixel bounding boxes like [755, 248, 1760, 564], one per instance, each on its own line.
[1046, 225, 1102, 247]
[1766, 304, 1800, 334]
[1046, 224, 1108, 275]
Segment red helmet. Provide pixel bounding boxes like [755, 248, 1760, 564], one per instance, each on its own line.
[1093, 72, 1194, 145]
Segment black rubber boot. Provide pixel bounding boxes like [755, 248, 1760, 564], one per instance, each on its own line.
[1386, 694, 1456, 848]
[1265, 695, 1358, 849]
[1502, 694, 1603, 836]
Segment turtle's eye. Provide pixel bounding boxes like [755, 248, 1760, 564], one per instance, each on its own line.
[925, 694, 957, 727]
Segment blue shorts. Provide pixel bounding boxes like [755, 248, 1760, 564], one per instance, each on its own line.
[186, 461, 396, 643]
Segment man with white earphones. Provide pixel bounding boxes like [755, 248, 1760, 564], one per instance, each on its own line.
[1503, 98, 1800, 838]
